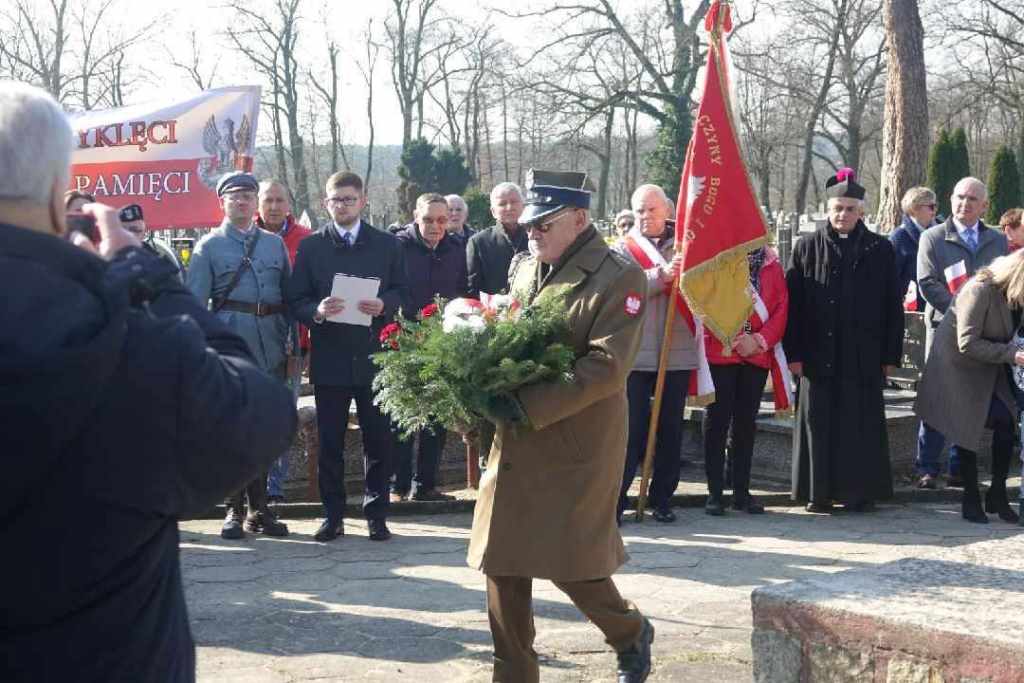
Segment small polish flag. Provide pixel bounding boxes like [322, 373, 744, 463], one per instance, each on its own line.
[945, 260, 968, 294]
[903, 281, 918, 311]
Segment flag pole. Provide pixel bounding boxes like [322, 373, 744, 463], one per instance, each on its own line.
[635, 260, 680, 522]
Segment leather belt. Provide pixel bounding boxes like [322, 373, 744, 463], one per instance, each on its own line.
[219, 300, 287, 317]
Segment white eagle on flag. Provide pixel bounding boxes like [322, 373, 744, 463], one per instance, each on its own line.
[686, 175, 706, 209]
[197, 114, 253, 189]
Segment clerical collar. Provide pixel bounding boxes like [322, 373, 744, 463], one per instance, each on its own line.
[334, 219, 361, 243]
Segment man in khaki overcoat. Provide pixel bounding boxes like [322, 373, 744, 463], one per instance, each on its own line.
[466, 170, 654, 683]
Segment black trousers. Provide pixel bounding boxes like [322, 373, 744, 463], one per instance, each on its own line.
[314, 384, 392, 522]
[958, 395, 1016, 505]
[392, 425, 447, 495]
[618, 369, 690, 517]
[703, 363, 769, 500]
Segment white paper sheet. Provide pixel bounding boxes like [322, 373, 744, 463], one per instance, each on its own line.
[328, 273, 381, 326]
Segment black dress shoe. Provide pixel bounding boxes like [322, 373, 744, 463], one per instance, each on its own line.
[368, 519, 392, 541]
[946, 475, 964, 488]
[805, 502, 834, 514]
[962, 500, 989, 524]
[314, 518, 344, 542]
[652, 507, 676, 523]
[733, 496, 765, 514]
[848, 500, 876, 513]
[705, 496, 725, 516]
[617, 618, 654, 683]
[411, 488, 455, 502]
[985, 495, 1020, 523]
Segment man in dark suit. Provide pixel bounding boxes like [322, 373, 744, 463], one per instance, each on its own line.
[286, 171, 410, 542]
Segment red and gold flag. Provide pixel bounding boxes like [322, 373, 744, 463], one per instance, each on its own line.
[675, 0, 768, 348]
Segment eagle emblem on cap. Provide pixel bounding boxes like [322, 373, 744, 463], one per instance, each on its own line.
[198, 114, 253, 190]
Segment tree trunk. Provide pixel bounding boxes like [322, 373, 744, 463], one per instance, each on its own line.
[876, 0, 928, 232]
[795, 0, 847, 215]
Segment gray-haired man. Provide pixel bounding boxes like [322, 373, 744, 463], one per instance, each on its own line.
[466, 182, 527, 298]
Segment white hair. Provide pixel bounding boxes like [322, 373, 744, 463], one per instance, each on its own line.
[953, 176, 988, 202]
[490, 182, 523, 205]
[0, 81, 72, 204]
[630, 184, 669, 210]
[445, 194, 467, 210]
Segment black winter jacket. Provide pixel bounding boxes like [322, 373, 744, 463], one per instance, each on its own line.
[285, 222, 409, 386]
[396, 225, 469, 312]
[0, 224, 297, 682]
[783, 222, 904, 379]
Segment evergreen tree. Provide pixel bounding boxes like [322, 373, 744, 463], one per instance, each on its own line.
[1016, 126, 1024, 199]
[397, 138, 437, 219]
[950, 127, 971, 181]
[645, 102, 692, 202]
[986, 145, 1020, 224]
[926, 129, 955, 218]
[434, 147, 472, 196]
[463, 188, 491, 228]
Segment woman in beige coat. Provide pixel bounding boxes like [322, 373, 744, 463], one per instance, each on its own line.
[915, 251, 1024, 523]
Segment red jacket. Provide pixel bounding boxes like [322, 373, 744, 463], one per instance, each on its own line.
[258, 213, 313, 351]
[703, 248, 788, 369]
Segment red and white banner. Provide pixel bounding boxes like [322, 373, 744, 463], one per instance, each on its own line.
[945, 260, 968, 295]
[68, 86, 260, 230]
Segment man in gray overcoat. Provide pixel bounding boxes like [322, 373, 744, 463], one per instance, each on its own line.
[916, 177, 1007, 487]
[188, 171, 292, 539]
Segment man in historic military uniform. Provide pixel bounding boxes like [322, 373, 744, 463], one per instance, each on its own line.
[119, 203, 183, 281]
[467, 170, 654, 683]
[784, 169, 904, 512]
[188, 171, 292, 539]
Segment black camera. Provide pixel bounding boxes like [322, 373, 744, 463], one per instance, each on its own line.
[66, 211, 100, 244]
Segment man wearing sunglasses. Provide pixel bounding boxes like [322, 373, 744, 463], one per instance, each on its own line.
[467, 169, 655, 683]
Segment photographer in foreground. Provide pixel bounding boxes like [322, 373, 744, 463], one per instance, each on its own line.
[0, 81, 297, 682]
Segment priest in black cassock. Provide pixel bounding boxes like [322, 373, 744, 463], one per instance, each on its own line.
[783, 169, 904, 512]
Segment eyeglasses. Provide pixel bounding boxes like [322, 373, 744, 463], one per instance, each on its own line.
[327, 196, 360, 207]
[918, 203, 936, 210]
[526, 209, 573, 234]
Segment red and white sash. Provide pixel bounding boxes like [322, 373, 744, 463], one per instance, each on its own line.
[622, 227, 715, 404]
[752, 291, 794, 416]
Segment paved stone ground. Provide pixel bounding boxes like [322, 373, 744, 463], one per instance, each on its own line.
[181, 502, 1023, 682]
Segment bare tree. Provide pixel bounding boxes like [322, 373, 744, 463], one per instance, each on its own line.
[876, 0, 928, 231]
[0, 0, 143, 108]
[166, 30, 218, 91]
[359, 20, 381, 194]
[225, 0, 311, 217]
[308, 40, 351, 174]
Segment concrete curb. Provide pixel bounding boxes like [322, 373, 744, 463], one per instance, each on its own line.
[187, 485, 1020, 521]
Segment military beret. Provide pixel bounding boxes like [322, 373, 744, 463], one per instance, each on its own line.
[216, 171, 259, 197]
[118, 204, 143, 223]
[825, 167, 866, 201]
[519, 169, 593, 226]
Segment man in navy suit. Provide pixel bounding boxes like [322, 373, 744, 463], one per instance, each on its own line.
[286, 171, 409, 542]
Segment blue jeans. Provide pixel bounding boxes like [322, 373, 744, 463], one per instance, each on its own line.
[915, 421, 961, 477]
[267, 368, 301, 498]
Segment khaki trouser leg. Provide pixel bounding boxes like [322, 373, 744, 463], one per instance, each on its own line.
[486, 575, 539, 683]
[553, 577, 645, 652]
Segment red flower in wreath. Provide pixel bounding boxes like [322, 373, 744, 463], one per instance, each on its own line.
[420, 303, 439, 319]
[379, 322, 401, 349]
